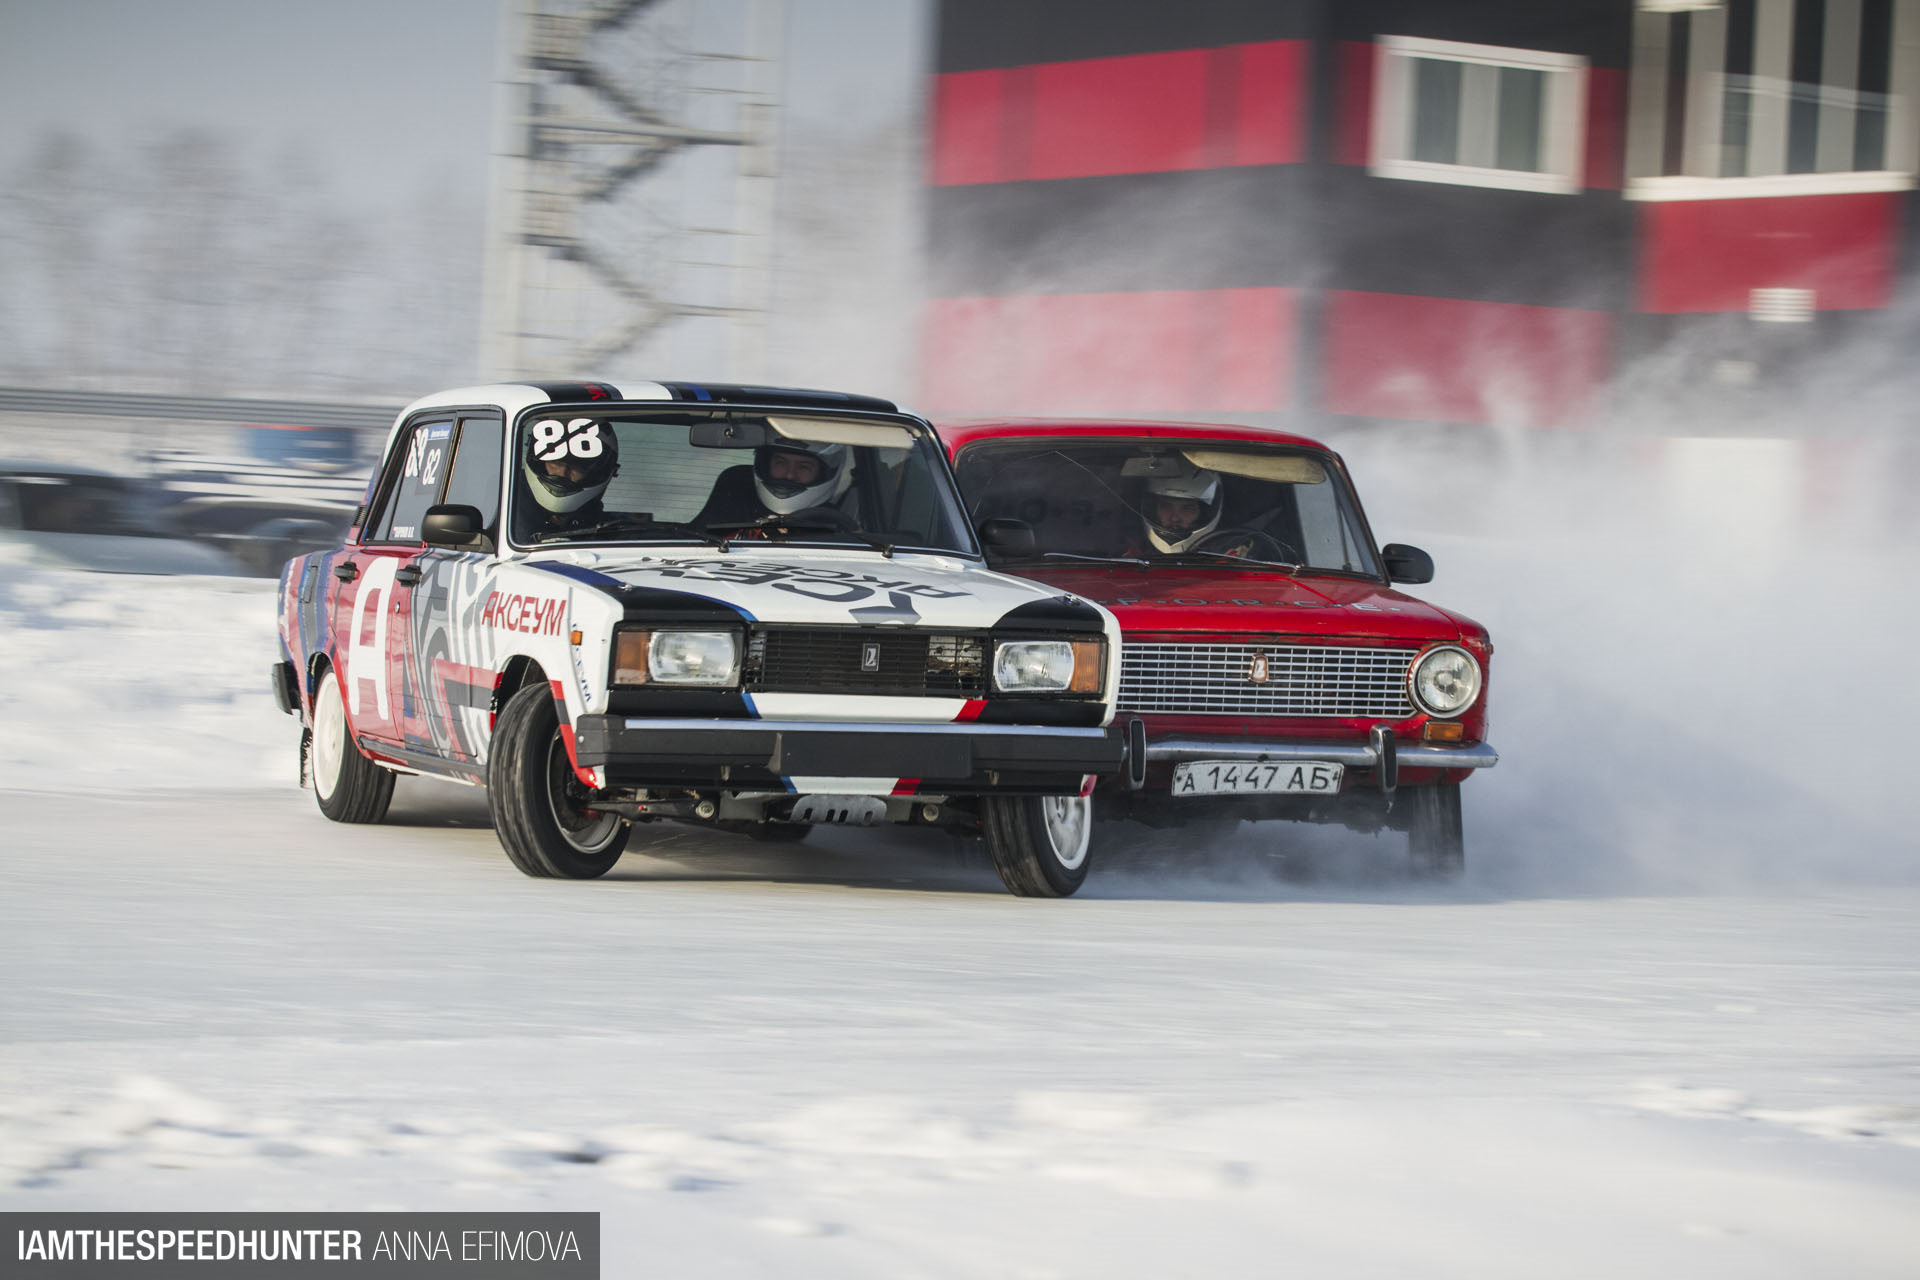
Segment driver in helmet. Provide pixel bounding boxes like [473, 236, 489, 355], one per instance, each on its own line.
[519, 417, 620, 539]
[1135, 467, 1223, 555]
[692, 439, 853, 529]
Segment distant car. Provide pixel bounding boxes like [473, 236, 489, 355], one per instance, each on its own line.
[273, 381, 1136, 895]
[160, 495, 354, 578]
[0, 461, 247, 576]
[939, 419, 1497, 876]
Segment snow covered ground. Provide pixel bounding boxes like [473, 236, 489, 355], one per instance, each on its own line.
[2, 440, 1917, 1276]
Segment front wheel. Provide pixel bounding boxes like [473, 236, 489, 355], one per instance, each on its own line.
[309, 666, 394, 823]
[487, 684, 630, 879]
[1405, 781, 1465, 878]
[981, 794, 1092, 897]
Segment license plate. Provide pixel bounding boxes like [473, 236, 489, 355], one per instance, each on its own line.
[1170, 760, 1344, 797]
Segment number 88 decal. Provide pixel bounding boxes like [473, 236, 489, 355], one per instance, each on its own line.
[531, 417, 605, 461]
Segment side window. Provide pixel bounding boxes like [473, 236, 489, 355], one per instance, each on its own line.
[367, 419, 455, 544]
[1371, 36, 1588, 194]
[441, 415, 505, 535]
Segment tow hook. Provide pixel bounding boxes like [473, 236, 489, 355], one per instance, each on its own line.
[1124, 716, 1147, 791]
[1369, 724, 1398, 803]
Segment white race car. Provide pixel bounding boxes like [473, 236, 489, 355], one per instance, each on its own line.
[272, 382, 1134, 896]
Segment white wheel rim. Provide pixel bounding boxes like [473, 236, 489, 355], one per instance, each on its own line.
[1041, 795, 1091, 871]
[312, 671, 346, 801]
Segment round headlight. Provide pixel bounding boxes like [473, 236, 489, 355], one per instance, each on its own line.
[1410, 645, 1482, 718]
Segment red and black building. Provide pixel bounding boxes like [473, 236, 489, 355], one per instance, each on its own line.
[920, 0, 1919, 431]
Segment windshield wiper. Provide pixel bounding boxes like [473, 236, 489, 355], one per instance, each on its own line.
[1162, 550, 1303, 573]
[706, 509, 896, 558]
[537, 515, 727, 548]
[1035, 551, 1152, 565]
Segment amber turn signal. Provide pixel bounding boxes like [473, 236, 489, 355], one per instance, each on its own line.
[1422, 720, 1466, 743]
[1068, 638, 1105, 695]
[612, 629, 650, 685]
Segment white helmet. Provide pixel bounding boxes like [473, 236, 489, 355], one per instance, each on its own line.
[1143, 467, 1223, 553]
[753, 441, 852, 515]
[523, 417, 619, 514]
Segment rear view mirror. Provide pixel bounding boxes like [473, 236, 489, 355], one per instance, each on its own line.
[978, 518, 1035, 559]
[422, 504, 493, 552]
[1381, 543, 1434, 584]
[689, 419, 770, 448]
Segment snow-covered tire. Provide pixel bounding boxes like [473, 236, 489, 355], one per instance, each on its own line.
[487, 683, 630, 879]
[309, 666, 394, 824]
[981, 794, 1092, 897]
[1406, 781, 1465, 878]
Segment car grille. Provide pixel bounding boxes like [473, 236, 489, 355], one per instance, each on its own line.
[1119, 641, 1417, 718]
[744, 629, 985, 697]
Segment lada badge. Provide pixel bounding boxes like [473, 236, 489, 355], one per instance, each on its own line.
[861, 642, 882, 673]
[1248, 652, 1270, 684]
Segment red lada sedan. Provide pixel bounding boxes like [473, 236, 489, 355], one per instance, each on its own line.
[939, 419, 1497, 875]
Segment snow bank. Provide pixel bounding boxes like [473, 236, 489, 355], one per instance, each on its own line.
[0, 563, 291, 792]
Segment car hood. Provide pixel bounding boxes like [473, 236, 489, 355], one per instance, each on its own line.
[995, 562, 1471, 642]
[521, 547, 1101, 631]
[0, 530, 246, 576]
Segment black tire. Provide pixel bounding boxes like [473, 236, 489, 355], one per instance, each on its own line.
[981, 794, 1093, 897]
[309, 666, 395, 824]
[487, 683, 631, 879]
[1406, 781, 1465, 878]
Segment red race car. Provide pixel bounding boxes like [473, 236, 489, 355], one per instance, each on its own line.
[939, 419, 1497, 876]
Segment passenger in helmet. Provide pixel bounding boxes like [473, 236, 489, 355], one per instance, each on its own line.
[1140, 467, 1223, 554]
[519, 416, 620, 538]
[692, 440, 854, 529]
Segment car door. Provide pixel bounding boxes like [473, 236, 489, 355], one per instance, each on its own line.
[408, 412, 505, 764]
[332, 417, 455, 749]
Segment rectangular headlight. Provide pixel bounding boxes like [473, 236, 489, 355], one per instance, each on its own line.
[992, 636, 1103, 694]
[648, 630, 741, 686]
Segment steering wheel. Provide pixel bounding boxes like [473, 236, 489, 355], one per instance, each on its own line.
[1192, 527, 1297, 562]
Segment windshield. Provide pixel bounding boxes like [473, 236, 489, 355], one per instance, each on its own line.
[954, 438, 1381, 577]
[508, 410, 976, 555]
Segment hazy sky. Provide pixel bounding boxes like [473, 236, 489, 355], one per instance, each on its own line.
[0, 0, 928, 208]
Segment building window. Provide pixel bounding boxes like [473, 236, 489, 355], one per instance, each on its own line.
[1627, 0, 1920, 199]
[1370, 36, 1589, 194]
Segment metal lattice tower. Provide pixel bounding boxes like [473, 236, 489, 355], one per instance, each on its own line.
[480, 0, 784, 382]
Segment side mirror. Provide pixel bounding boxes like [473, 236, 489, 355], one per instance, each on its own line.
[977, 517, 1036, 559]
[1381, 542, 1434, 584]
[422, 504, 493, 552]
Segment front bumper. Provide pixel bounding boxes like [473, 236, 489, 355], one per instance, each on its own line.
[1145, 737, 1498, 772]
[572, 715, 1130, 794]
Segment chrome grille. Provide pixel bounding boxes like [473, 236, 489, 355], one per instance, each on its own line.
[1119, 641, 1417, 717]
